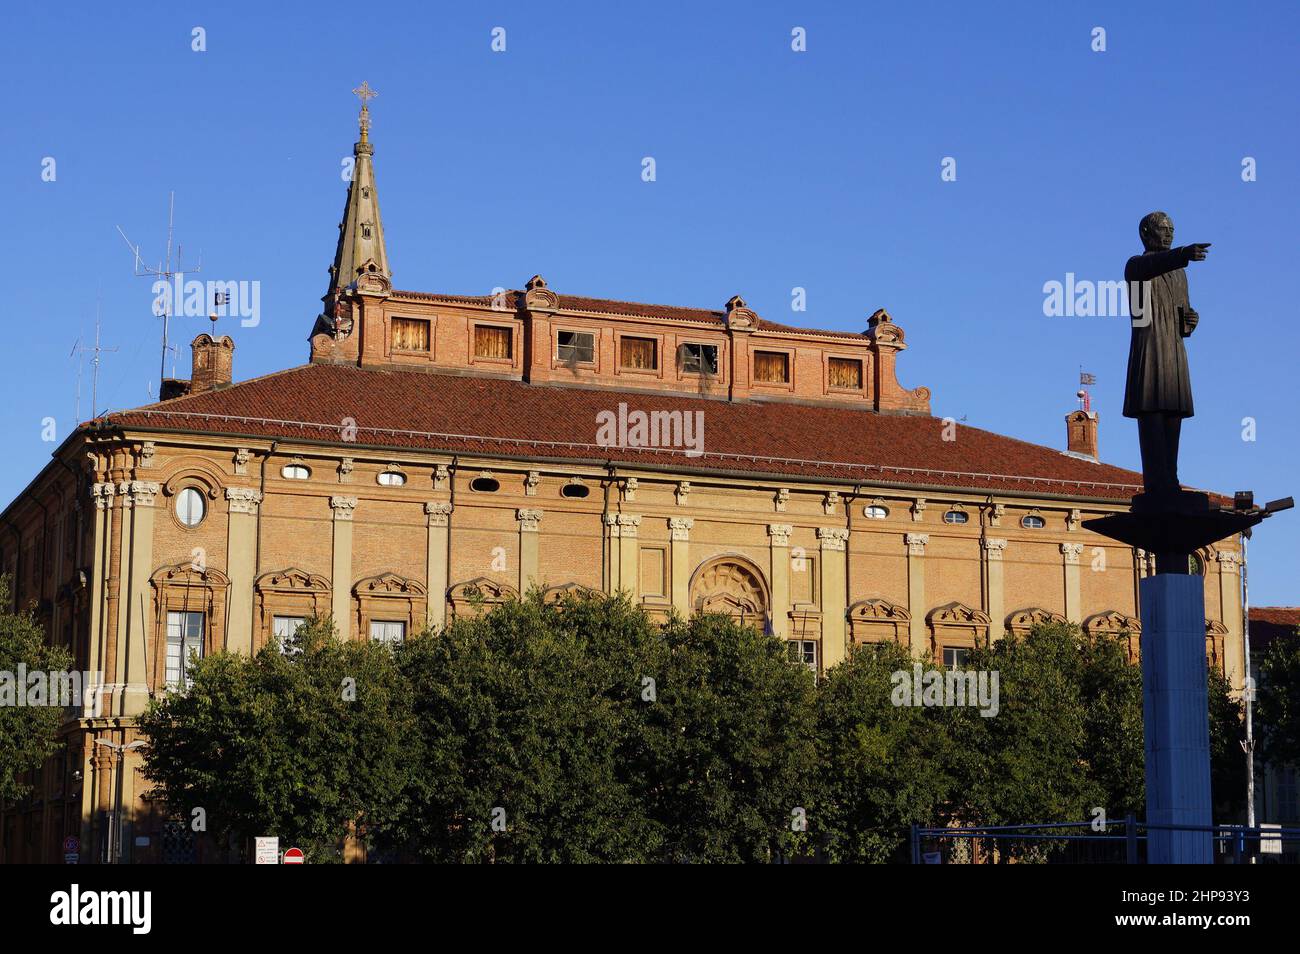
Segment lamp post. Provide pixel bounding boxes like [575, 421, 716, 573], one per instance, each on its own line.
[93, 739, 146, 864]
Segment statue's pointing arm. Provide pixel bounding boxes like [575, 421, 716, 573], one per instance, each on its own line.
[1124, 244, 1212, 282]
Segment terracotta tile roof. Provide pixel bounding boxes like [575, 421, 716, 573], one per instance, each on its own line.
[1250, 607, 1300, 656]
[392, 290, 869, 341]
[101, 363, 1147, 501]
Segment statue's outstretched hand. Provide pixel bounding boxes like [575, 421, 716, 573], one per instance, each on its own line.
[1185, 243, 1211, 262]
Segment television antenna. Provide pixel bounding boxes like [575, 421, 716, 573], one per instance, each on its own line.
[70, 296, 118, 421]
[115, 191, 201, 399]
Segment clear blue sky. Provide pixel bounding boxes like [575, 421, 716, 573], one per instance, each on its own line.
[3, 1, 1297, 603]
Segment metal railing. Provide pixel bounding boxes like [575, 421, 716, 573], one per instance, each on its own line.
[912, 817, 1300, 864]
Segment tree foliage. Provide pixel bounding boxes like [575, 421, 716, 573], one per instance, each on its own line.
[0, 577, 73, 803]
[1257, 632, 1300, 769]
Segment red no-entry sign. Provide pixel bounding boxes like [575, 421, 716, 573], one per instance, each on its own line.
[283, 847, 305, 864]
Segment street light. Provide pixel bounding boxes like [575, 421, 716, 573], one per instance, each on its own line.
[93, 739, 146, 864]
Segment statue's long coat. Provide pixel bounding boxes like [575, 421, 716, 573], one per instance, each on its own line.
[1123, 247, 1196, 419]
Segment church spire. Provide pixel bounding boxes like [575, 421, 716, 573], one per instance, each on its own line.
[325, 82, 391, 301]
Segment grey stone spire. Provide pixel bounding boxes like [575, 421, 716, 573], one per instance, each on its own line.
[326, 82, 390, 300]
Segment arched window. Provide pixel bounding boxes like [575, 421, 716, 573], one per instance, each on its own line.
[864, 504, 889, 519]
[1021, 514, 1045, 529]
[943, 509, 968, 524]
[281, 464, 310, 480]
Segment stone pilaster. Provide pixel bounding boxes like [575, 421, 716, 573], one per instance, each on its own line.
[906, 532, 929, 658]
[1061, 542, 1084, 623]
[425, 502, 452, 630]
[224, 488, 263, 655]
[818, 527, 850, 670]
[983, 537, 1008, 641]
[767, 524, 793, 639]
[330, 496, 357, 638]
[617, 514, 641, 599]
[517, 508, 543, 592]
[87, 482, 114, 717]
[604, 513, 621, 591]
[669, 518, 694, 617]
[1217, 550, 1244, 689]
[119, 481, 160, 716]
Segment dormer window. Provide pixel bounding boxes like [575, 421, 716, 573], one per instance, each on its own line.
[557, 330, 595, 364]
[828, 357, 863, 390]
[754, 351, 790, 384]
[620, 337, 657, 371]
[391, 317, 430, 352]
[679, 343, 719, 375]
[475, 325, 513, 360]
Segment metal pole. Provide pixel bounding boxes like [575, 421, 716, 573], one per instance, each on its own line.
[1241, 532, 1257, 861]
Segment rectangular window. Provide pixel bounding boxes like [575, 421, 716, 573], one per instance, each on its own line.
[754, 350, 790, 384]
[620, 336, 658, 370]
[787, 639, 818, 673]
[679, 343, 719, 375]
[474, 325, 513, 359]
[942, 647, 970, 670]
[370, 620, 406, 646]
[391, 317, 430, 352]
[556, 330, 595, 364]
[828, 357, 863, 389]
[165, 611, 204, 689]
[273, 616, 306, 655]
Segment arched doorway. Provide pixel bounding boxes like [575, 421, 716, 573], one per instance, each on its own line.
[689, 555, 769, 626]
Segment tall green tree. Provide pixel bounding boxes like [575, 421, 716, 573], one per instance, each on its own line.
[815, 641, 955, 862]
[139, 617, 414, 862]
[1257, 633, 1300, 770]
[0, 578, 73, 803]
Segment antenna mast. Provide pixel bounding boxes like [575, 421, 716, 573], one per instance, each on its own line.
[116, 191, 201, 399]
[71, 297, 118, 420]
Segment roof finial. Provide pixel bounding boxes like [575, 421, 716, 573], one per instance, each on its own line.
[352, 81, 378, 143]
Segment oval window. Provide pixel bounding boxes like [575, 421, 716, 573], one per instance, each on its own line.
[1021, 515, 1045, 529]
[864, 505, 889, 519]
[377, 471, 406, 486]
[561, 484, 590, 499]
[943, 510, 969, 524]
[176, 487, 206, 527]
[281, 464, 310, 480]
[470, 477, 500, 493]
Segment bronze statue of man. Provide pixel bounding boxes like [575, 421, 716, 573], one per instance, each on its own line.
[1123, 211, 1210, 497]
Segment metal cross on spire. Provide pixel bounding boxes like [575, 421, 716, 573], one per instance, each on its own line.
[353, 81, 378, 140]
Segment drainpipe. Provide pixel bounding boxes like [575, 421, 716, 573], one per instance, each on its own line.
[251, 441, 278, 641]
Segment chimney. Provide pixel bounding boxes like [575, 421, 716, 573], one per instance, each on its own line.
[1065, 408, 1098, 460]
[191, 333, 234, 394]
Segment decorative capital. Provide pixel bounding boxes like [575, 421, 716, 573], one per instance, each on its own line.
[1067, 507, 1082, 531]
[121, 480, 162, 508]
[1216, 550, 1241, 572]
[1061, 542, 1084, 564]
[516, 508, 543, 532]
[424, 501, 453, 527]
[434, 464, 451, 487]
[91, 482, 116, 510]
[676, 481, 691, 505]
[768, 523, 793, 547]
[982, 537, 1008, 559]
[989, 502, 1005, 527]
[338, 457, 355, 483]
[525, 470, 541, 497]
[905, 532, 929, 555]
[233, 447, 252, 476]
[911, 498, 927, 522]
[138, 441, 156, 469]
[623, 476, 638, 502]
[818, 527, 850, 551]
[668, 517, 694, 541]
[617, 513, 642, 538]
[823, 490, 841, 515]
[330, 495, 358, 521]
[775, 487, 790, 513]
[225, 486, 264, 515]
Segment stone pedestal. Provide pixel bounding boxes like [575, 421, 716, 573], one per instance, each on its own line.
[1140, 573, 1212, 864]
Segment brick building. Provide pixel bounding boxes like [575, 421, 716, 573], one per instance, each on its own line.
[0, 98, 1247, 863]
